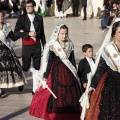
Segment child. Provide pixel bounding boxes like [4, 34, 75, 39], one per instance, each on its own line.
[77, 44, 95, 92]
[100, 10, 107, 32]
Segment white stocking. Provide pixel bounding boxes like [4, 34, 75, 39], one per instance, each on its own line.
[32, 69, 39, 92]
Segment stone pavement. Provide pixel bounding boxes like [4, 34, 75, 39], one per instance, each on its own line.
[0, 16, 107, 120]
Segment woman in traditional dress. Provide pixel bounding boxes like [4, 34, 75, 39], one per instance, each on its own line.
[84, 18, 120, 120]
[0, 11, 25, 97]
[29, 24, 82, 120]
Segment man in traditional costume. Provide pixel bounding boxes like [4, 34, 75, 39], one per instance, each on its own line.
[14, 0, 46, 95]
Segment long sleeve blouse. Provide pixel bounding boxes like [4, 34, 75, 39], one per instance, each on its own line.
[43, 50, 76, 78]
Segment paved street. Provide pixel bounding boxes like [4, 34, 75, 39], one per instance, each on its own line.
[0, 16, 107, 120]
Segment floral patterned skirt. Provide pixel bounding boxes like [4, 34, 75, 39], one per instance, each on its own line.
[0, 41, 24, 88]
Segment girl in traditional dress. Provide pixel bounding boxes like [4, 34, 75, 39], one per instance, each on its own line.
[29, 24, 82, 120]
[83, 18, 120, 120]
[0, 11, 25, 98]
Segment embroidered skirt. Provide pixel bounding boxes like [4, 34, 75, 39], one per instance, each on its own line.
[85, 69, 120, 120]
[0, 41, 24, 88]
[29, 60, 82, 120]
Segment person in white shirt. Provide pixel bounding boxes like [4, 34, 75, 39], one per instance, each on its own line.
[78, 44, 95, 92]
[14, 0, 46, 95]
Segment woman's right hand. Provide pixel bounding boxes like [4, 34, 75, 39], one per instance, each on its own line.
[42, 78, 48, 88]
[43, 78, 47, 81]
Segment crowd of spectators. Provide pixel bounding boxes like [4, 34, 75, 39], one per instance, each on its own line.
[0, 0, 26, 18]
[100, 0, 120, 32]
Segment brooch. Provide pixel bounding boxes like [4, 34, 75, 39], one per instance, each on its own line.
[58, 48, 61, 52]
[113, 53, 118, 58]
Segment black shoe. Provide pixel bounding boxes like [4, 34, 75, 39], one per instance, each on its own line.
[83, 18, 86, 20]
[32, 91, 34, 95]
[18, 85, 24, 92]
[0, 91, 7, 98]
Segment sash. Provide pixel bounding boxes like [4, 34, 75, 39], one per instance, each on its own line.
[52, 41, 81, 86]
[0, 30, 11, 50]
[105, 43, 120, 72]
